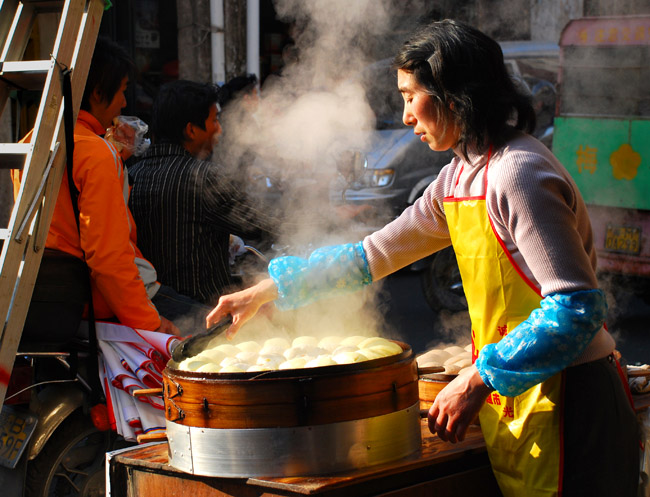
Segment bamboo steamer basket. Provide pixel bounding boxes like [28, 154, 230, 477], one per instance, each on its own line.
[163, 340, 422, 477]
[418, 372, 480, 426]
[418, 372, 456, 410]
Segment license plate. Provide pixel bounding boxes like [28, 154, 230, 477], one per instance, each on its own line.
[0, 405, 38, 468]
[604, 225, 641, 255]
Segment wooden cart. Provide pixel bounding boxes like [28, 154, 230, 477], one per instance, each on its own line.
[107, 420, 502, 497]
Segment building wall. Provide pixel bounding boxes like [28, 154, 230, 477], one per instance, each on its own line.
[531, 0, 584, 42]
[176, 0, 212, 81]
[224, 0, 248, 81]
[584, 0, 650, 16]
[175, 0, 650, 89]
[175, 0, 249, 84]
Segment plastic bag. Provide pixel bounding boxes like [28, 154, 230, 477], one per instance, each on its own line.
[105, 115, 151, 156]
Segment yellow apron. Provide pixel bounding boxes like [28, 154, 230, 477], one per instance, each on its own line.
[443, 158, 564, 497]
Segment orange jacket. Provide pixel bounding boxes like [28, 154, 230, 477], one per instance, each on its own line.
[13, 111, 161, 330]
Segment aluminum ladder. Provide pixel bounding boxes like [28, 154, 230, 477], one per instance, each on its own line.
[0, 0, 105, 410]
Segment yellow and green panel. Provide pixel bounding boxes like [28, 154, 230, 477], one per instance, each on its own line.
[553, 117, 649, 210]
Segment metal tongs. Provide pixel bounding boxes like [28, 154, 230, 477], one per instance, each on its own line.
[171, 316, 233, 363]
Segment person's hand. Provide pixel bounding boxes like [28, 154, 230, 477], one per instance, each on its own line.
[428, 365, 492, 443]
[206, 278, 278, 340]
[106, 120, 136, 160]
[114, 121, 135, 160]
[155, 316, 181, 337]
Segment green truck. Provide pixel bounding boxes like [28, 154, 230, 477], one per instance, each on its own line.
[553, 15, 650, 278]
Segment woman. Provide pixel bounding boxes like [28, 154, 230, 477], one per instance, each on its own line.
[206, 20, 639, 496]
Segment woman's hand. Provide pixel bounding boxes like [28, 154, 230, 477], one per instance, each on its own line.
[206, 278, 279, 339]
[428, 365, 492, 443]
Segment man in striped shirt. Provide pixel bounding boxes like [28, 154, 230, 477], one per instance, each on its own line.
[129, 80, 275, 307]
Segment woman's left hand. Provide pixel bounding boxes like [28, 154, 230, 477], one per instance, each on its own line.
[428, 365, 492, 443]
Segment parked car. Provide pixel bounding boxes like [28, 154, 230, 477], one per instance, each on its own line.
[328, 58, 453, 233]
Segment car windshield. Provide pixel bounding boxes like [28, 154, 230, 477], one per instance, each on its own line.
[361, 59, 405, 130]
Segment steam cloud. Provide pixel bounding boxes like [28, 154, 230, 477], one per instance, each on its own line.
[217, 0, 418, 343]
[221, 0, 393, 203]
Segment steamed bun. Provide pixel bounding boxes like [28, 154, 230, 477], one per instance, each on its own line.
[444, 345, 467, 357]
[357, 347, 385, 360]
[279, 357, 308, 370]
[213, 344, 241, 357]
[305, 355, 337, 368]
[283, 345, 326, 361]
[196, 363, 221, 373]
[257, 353, 285, 369]
[318, 336, 343, 352]
[358, 337, 394, 349]
[247, 364, 272, 372]
[260, 337, 291, 356]
[340, 335, 367, 347]
[292, 336, 319, 348]
[366, 342, 402, 357]
[220, 364, 248, 373]
[178, 357, 210, 372]
[332, 345, 358, 355]
[236, 341, 261, 354]
[332, 351, 367, 364]
[196, 348, 228, 364]
[235, 350, 258, 364]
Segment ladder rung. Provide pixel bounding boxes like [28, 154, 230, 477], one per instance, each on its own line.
[0, 143, 31, 170]
[0, 60, 51, 91]
[21, 1, 65, 13]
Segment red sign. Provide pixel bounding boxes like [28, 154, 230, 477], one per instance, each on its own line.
[561, 16, 650, 47]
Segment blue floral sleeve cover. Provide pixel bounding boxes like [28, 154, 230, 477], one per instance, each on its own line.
[475, 289, 607, 397]
[268, 242, 372, 311]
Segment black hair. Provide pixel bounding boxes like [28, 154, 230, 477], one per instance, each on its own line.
[219, 74, 258, 107]
[393, 19, 536, 159]
[81, 37, 134, 111]
[151, 80, 221, 146]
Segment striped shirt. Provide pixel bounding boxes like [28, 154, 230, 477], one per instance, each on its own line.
[129, 144, 275, 304]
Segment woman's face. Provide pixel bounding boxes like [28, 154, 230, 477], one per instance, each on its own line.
[398, 69, 460, 152]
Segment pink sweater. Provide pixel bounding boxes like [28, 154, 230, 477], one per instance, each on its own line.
[363, 132, 614, 364]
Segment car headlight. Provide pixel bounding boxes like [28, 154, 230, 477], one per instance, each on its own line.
[361, 168, 394, 187]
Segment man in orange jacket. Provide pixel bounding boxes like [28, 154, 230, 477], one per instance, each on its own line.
[13, 38, 200, 335]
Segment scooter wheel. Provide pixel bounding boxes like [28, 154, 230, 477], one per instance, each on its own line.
[420, 246, 468, 313]
[24, 409, 112, 497]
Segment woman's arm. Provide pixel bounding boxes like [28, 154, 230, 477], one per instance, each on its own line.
[476, 289, 607, 396]
[207, 242, 372, 338]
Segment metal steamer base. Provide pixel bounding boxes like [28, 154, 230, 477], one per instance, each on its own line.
[166, 402, 422, 477]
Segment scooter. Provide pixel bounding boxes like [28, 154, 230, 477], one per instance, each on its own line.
[0, 336, 130, 496]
